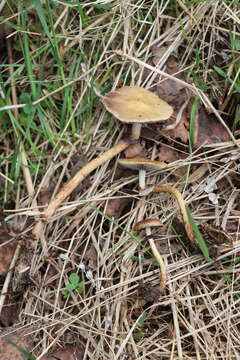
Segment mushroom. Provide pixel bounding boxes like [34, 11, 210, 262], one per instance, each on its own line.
[102, 86, 173, 140]
[118, 157, 169, 190]
[134, 218, 167, 293]
[42, 137, 135, 221]
[139, 185, 197, 248]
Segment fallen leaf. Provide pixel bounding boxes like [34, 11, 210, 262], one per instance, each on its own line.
[85, 245, 98, 270]
[141, 127, 161, 141]
[38, 186, 52, 207]
[42, 264, 59, 287]
[150, 44, 195, 143]
[124, 143, 147, 158]
[159, 110, 190, 143]
[41, 345, 84, 360]
[188, 163, 209, 184]
[105, 196, 132, 218]
[137, 281, 159, 303]
[151, 45, 190, 108]
[0, 327, 34, 360]
[0, 296, 19, 327]
[157, 144, 187, 175]
[0, 228, 16, 276]
[194, 107, 231, 148]
[12, 243, 33, 293]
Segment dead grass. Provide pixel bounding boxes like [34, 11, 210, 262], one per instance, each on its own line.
[1, 0, 240, 359]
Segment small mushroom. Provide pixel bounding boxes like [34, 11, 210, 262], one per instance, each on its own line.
[134, 218, 167, 293]
[139, 185, 197, 248]
[118, 157, 169, 189]
[102, 86, 173, 139]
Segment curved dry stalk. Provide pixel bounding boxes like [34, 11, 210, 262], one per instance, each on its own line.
[148, 238, 167, 293]
[140, 185, 196, 247]
[44, 138, 133, 220]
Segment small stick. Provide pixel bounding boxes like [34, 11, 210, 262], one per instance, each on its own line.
[140, 185, 196, 247]
[44, 138, 133, 220]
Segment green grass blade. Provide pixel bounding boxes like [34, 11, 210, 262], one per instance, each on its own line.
[186, 206, 212, 262]
[32, 0, 52, 44]
[189, 96, 200, 151]
[5, 340, 36, 360]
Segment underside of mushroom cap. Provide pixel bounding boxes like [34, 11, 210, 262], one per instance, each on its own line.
[102, 86, 173, 123]
[118, 157, 168, 171]
[134, 218, 162, 231]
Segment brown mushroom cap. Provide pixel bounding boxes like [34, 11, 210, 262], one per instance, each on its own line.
[118, 157, 168, 171]
[102, 86, 173, 123]
[134, 218, 162, 231]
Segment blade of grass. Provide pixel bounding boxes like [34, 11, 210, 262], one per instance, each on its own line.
[6, 340, 36, 360]
[189, 96, 200, 152]
[186, 206, 212, 262]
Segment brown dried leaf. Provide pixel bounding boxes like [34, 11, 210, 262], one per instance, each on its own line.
[141, 127, 161, 141]
[12, 244, 34, 292]
[0, 228, 16, 276]
[38, 186, 51, 206]
[157, 144, 187, 175]
[41, 345, 84, 360]
[124, 143, 147, 158]
[85, 245, 98, 270]
[151, 45, 190, 108]
[149, 45, 194, 144]
[160, 111, 190, 143]
[151, 44, 170, 66]
[0, 297, 18, 327]
[138, 281, 159, 303]
[0, 327, 34, 360]
[155, 239, 182, 255]
[105, 196, 132, 218]
[194, 107, 231, 148]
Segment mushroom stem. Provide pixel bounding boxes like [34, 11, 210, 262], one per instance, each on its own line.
[44, 138, 132, 220]
[131, 123, 142, 140]
[139, 169, 146, 190]
[145, 227, 167, 293]
[140, 185, 196, 247]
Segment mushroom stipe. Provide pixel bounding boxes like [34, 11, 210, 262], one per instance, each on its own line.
[43, 138, 136, 220]
[139, 185, 197, 248]
[134, 218, 167, 293]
